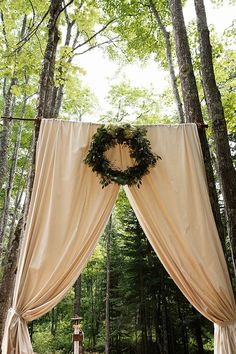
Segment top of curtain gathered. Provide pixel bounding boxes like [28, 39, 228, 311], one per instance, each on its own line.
[41, 118, 200, 126]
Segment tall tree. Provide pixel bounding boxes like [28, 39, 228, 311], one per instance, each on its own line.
[168, 0, 226, 251]
[194, 0, 236, 271]
[149, 0, 185, 123]
[99, 0, 185, 122]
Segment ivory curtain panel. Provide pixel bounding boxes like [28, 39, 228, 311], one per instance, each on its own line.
[124, 125, 236, 354]
[2, 120, 236, 354]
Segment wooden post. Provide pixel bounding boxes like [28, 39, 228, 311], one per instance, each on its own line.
[72, 315, 84, 354]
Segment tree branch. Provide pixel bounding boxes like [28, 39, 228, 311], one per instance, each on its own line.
[63, 2, 71, 24]
[14, 8, 50, 52]
[12, 0, 74, 53]
[28, 0, 36, 30]
[73, 37, 119, 56]
[55, 0, 74, 24]
[72, 28, 80, 50]
[149, 0, 168, 35]
[35, 32, 44, 56]
[72, 18, 116, 52]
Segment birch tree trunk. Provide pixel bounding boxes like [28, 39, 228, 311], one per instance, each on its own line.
[168, 0, 226, 249]
[194, 0, 236, 272]
[0, 79, 15, 193]
[0, 96, 28, 251]
[0, 14, 27, 193]
[149, 0, 185, 123]
[8, 142, 32, 243]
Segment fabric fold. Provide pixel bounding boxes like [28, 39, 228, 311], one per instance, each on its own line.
[2, 308, 32, 354]
[125, 124, 236, 354]
[2, 120, 120, 353]
[2, 120, 235, 354]
[214, 321, 236, 354]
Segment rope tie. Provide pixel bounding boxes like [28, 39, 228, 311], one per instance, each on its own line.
[8, 307, 21, 318]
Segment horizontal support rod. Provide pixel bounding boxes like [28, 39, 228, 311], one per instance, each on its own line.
[1, 116, 41, 122]
[1, 116, 209, 129]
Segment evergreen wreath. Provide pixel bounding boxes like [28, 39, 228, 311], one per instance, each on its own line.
[84, 123, 161, 188]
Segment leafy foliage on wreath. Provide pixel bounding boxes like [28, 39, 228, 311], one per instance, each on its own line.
[84, 123, 161, 188]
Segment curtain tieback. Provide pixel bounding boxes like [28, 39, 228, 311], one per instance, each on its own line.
[8, 307, 21, 319]
[215, 318, 236, 327]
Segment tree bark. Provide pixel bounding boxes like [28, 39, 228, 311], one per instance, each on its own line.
[53, 16, 78, 117]
[0, 217, 23, 344]
[149, 0, 185, 123]
[176, 294, 189, 354]
[36, 0, 62, 121]
[8, 140, 32, 244]
[0, 80, 15, 193]
[194, 0, 236, 273]
[162, 296, 169, 354]
[74, 275, 82, 316]
[51, 307, 58, 336]
[191, 308, 205, 354]
[0, 96, 27, 251]
[0, 15, 27, 193]
[105, 216, 112, 354]
[0, 121, 23, 257]
[168, 0, 226, 249]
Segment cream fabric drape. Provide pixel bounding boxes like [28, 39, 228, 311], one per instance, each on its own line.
[2, 120, 236, 354]
[2, 120, 120, 354]
[124, 125, 236, 354]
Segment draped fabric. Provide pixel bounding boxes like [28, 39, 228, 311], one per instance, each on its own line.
[2, 121, 120, 354]
[124, 125, 236, 354]
[2, 120, 236, 354]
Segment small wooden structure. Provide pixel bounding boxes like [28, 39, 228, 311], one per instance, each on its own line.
[72, 315, 84, 354]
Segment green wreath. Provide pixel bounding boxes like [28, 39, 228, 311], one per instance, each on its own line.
[84, 123, 161, 188]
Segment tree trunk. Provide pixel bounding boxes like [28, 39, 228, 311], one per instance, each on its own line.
[0, 79, 15, 193]
[154, 292, 162, 354]
[51, 307, 58, 336]
[105, 216, 112, 354]
[0, 121, 23, 259]
[89, 279, 96, 347]
[8, 140, 32, 244]
[194, 0, 236, 273]
[162, 296, 169, 354]
[176, 294, 189, 354]
[191, 308, 205, 354]
[0, 217, 23, 343]
[139, 270, 148, 354]
[0, 0, 64, 346]
[74, 275, 82, 316]
[37, 0, 62, 121]
[168, 0, 226, 249]
[149, 0, 185, 123]
[0, 15, 27, 193]
[53, 17, 78, 117]
[0, 96, 28, 251]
